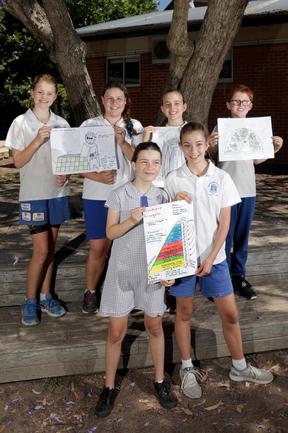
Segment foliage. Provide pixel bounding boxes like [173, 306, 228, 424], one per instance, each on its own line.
[0, 9, 59, 136]
[67, 0, 158, 28]
[0, 0, 157, 136]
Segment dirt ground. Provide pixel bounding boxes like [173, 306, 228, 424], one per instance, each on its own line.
[0, 350, 287, 433]
[1, 156, 288, 433]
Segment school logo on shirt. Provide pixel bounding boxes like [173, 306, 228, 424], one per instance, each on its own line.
[208, 181, 220, 196]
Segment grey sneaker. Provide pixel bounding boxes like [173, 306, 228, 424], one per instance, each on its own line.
[179, 367, 203, 399]
[229, 364, 273, 384]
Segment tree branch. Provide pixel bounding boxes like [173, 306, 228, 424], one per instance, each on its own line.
[3, 0, 54, 50]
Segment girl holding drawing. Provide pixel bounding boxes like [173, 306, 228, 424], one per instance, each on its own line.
[80, 83, 143, 314]
[209, 84, 283, 300]
[5, 74, 70, 326]
[142, 89, 187, 186]
[165, 121, 274, 400]
[143, 89, 187, 312]
[94, 142, 177, 418]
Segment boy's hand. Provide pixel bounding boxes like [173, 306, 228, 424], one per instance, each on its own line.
[160, 279, 175, 287]
[174, 191, 192, 203]
[196, 258, 213, 277]
[208, 132, 219, 148]
[130, 207, 144, 224]
[272, 136, 283, 153]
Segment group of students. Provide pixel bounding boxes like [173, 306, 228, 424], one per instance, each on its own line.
[6, 74, 282, 417]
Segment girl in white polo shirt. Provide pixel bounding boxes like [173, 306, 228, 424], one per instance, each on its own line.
[5, 74, 69, 326]
[165, 121, 273, 400]
[80, 83, 143, 314]
[143, 89, 187, 187]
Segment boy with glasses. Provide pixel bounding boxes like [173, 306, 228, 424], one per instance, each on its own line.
[209, 84, 283, 300]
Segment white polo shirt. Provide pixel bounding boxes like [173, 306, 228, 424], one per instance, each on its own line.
[5, 109, 70, 201]
[165, 160, 241, 265]
[81, 115, 143, 200]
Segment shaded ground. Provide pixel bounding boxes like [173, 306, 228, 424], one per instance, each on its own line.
[0, 351, 287, 433]
[1, 157, 288, 433]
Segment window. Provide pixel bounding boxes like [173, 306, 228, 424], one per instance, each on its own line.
[106, 56, 140, 87]
[219, 50, 233, 83]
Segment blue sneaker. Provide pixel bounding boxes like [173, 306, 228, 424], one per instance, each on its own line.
[40, 294, 66, 318]
[22, 298, 40, 326]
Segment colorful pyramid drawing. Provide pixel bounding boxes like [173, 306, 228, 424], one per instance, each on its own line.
[149, 223, 184, 276]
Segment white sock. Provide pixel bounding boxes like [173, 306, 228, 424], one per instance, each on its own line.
[155, 378, 164, 384]
[86, 289, 95, 293]
[232, 358, 247, 371]
[40, 293, 47, 301]
[182, 358, 194, 370]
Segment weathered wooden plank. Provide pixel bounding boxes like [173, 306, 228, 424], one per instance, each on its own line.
[1, 296, 288, 383]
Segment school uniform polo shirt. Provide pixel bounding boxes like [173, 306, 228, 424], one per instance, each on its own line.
[5, 109, 70, 201]
[164, 160, 241, 265]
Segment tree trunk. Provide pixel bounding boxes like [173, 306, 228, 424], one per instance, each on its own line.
[3, 0, 100, 125]
[165, 0, 193, 91]
[166, 0, 248, 126]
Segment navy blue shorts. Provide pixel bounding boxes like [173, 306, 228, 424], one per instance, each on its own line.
[19, 196, 70, 228]
[170, 260, 233, 298]
[83, 199, 108, 240]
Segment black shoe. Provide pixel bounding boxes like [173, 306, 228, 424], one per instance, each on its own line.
[154, 380, 178, 409]
[82, 290, 98, 314]
[207, 297, 214, 303]
[232, 276, 257, 300]
[95, 387, 119, 418]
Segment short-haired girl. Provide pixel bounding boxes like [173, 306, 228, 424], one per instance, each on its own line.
[143, 89, 187, 186]
[95, 142, 177, 418]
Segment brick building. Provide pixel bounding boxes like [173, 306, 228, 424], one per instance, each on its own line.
[78, 0, 288, 171]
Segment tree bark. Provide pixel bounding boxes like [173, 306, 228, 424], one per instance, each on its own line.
[3, 0, 100, 125]
[166, 0, 248, 126]
[165, 0, 193, 91]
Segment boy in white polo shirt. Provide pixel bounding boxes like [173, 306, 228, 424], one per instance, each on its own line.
[165, 122, 273, 400]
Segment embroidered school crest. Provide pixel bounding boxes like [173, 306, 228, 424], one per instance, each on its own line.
[208, 181, 220, 196]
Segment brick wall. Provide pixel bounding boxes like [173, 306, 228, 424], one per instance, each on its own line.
[87, 44, 288, 171]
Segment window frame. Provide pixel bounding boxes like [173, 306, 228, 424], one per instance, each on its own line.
[106, 55, 141, 88]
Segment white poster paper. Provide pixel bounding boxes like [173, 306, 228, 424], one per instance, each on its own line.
[218, 117, 274, 161]
[151, 126, 185, 186]
[143, 200, 197, 284]
[50, 126, 118, 174]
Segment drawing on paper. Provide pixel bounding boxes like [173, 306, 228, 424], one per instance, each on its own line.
[217, 116, 274, 162]
[148, 223, 184, 276]
[55, 130, 101, 173]
[143, 201, 197, 284]
[51, 126, 117, 175]
[224, 127, 262, 155]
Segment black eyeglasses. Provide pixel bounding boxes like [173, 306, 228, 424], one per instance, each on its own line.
[230, 99, 251, 107]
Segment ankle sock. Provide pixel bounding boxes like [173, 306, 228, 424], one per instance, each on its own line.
[86, 289, 95, 293]
[182, 358, 194, 370]
[40, 294, 47, 301]
[155, 379, 164, 384]
[232, 358, 247, 371]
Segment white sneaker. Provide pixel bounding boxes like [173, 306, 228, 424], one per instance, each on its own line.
[229, 364, 273, 384]
[179, 367, 203, 399]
